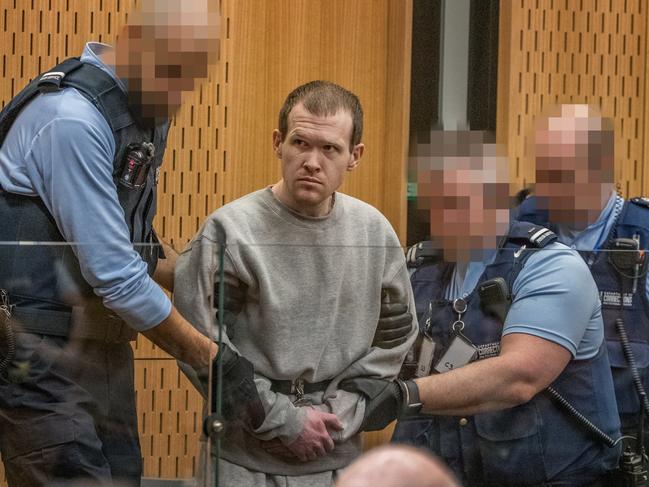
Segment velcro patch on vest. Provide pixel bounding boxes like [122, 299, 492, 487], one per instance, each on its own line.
[527, 227, 556, 248]
[40, 71, 65, 82]
[600, 290, 633, 308]
[38, 71, 66, 92]
[477, 342, 501, 359]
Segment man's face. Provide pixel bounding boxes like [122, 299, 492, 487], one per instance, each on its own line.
[534, 107, 613, 226]
[272, 103, 363, 213]
[117, 1, 219, 120]
[417, 155, 510, 262]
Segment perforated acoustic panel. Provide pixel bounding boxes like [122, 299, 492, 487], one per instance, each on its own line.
[498, 0, 647, 197]
[0, 0, 228, 481]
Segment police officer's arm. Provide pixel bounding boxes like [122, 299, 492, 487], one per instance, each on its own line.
[25, 108, 173, 333]
[20, 98, 259, 424]
[414, 332, 571, 415]
[152, 238, 178, 292]
[343, 246, 598, 429]
[308, 256, 419, 437]
[23, 110, 218, 372]
[142, 306, 217, 368]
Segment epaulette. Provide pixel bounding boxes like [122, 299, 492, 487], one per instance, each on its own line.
[506, 221, 557, 249]
[629, 197, 649, 209]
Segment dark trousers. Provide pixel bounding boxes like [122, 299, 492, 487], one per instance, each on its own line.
[0, 332, 141, 487]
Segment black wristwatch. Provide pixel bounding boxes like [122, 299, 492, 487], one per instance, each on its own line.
[397, 379, 423, 416]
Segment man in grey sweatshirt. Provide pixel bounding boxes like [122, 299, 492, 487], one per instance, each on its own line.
[174, 80, 417, 486]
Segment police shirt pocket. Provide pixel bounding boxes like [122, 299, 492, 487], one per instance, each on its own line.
[474, 402, 546, 485]
[607, 340, 649, 415]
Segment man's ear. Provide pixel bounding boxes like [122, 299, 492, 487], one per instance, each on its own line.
[347, 143, 365, 171]
[272, 129, 283, 159]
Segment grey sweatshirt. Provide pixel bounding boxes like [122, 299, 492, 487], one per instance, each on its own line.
[174, 187, 417, 475]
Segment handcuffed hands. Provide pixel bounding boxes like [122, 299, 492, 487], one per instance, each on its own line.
[261, 408, 343, 462]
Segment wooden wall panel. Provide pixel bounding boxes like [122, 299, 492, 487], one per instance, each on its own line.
[225, 0, 412, 241]
[498, 0, 647, 198]
[0, 0, 216, 481]
[1, 0, 412, 483]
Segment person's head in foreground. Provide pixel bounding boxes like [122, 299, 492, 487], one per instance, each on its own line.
[412, 131, 510, 262]
[336, 445, 460, 487]
[533, 103, 615, 228]
[272, 80, 365, 217]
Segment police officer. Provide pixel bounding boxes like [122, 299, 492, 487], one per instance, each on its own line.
[515, 104, 649, 450]
[0, 2, 264, 486]
[341, 131, 621, 487]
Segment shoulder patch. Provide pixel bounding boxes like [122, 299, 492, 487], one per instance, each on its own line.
[526, 226, 557, 248]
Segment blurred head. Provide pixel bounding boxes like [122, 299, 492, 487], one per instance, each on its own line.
[336, 445, 460, 487]
[114, 0, 219, 123]
[272, 81, 365, 217]
[412, 131, 510, 262]
[534, 104, 615, 228]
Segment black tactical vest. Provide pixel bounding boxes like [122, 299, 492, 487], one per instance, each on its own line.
[516, 195, 649, 434]
[394, 221, 621, 486]
[0, 57, 169, 341]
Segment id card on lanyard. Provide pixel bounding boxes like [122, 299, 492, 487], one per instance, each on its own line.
[434, 297, 477, 373]
[416, 297, 478, 376]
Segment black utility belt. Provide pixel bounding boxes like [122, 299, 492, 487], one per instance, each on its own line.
[10, 306, 137, 343]
[270, 378, 330, 396]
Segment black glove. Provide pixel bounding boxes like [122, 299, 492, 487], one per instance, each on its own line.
[208, 344, 266, 430]
[339, 377, 422, 431]
[213, 281, 247, 329]
[372, 303, 413, 349]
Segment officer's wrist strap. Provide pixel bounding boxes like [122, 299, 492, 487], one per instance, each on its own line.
[397, 379, 423, 416]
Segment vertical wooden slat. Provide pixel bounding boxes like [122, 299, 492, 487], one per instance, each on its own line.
[498, 0, 647, 197]
[1, 0, 413, 482]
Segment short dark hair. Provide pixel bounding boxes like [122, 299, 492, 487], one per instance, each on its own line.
[278, 80, 363, 150]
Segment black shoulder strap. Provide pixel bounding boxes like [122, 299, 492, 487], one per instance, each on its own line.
[629, 197, 649, 210]
[0, 57, 135, 149]
[61, 62, 135, 132]
[37, 57, 85, 92]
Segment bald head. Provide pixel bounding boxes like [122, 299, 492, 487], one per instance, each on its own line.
[336, 446, 460, 487]
[114, 0, 219, 121]
[534, 104, 615, 227]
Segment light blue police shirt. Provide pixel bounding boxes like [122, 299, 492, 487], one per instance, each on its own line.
[0, 42, 171, 330]
[445, 240, 603, 360]
[552, 191, 649, 302]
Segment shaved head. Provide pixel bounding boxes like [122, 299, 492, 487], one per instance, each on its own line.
[534, 104, 615, 227]
[336, 446, 460, 487]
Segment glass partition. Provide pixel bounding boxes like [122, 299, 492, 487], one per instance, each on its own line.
[1, 238, 643, 486]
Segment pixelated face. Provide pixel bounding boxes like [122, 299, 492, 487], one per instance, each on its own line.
[272, 103, 363, 214]
[413, 140, 510, 262]
[116, 0, 219, 120]
[534, 105, 614, 226]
